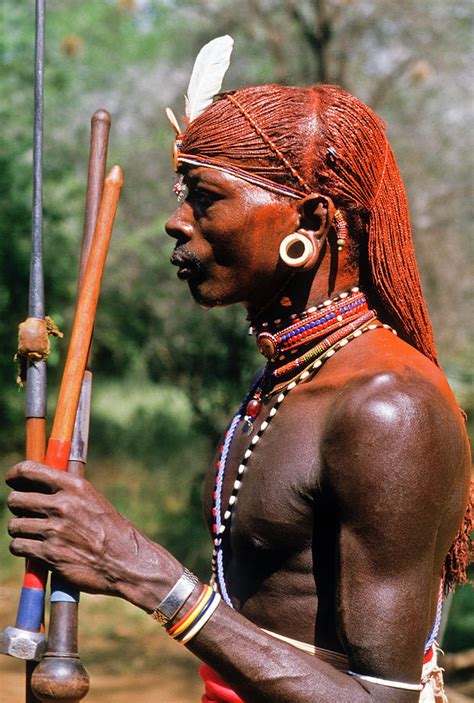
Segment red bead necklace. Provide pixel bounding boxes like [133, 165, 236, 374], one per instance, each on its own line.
[244, 288, 369, 430]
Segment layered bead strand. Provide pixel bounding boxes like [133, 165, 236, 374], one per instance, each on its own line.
[243, 288, 373, 428]
[255, 287, 367, 361]
[212, 317, 397, 606]
[271, 309, 376, 379]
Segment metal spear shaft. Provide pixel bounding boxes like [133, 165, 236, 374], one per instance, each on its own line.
[25, 4, 48, 700]
[0, 4, 48, 694]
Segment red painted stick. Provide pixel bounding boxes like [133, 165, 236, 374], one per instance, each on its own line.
[44, 165, 122, 471]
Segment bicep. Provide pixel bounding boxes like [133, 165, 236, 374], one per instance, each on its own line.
[337, 519, 435, 682]
[322, 376, 453, 683]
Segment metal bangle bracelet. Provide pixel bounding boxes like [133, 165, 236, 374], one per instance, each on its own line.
[150, 569, 199, 626]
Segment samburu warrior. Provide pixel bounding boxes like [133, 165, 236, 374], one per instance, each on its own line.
[6, 37, 471, 702]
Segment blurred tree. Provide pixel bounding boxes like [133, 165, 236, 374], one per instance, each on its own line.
[1, 0, 472, 648]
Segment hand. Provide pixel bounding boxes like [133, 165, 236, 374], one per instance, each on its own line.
[6, 460, 142, 597]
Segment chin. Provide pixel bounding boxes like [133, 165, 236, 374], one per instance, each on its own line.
[188, 279, 239, 309]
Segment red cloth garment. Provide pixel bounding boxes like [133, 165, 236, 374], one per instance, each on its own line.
[199, 664, 245, 703]
[199, 648, 439, 702]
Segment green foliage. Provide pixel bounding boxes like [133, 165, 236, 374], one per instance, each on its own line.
[443, 569, 474, 653]
[85, 379, 214, 578]
[1, 0, 472, 658]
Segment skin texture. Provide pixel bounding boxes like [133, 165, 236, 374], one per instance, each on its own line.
[6, 166, 471, 702]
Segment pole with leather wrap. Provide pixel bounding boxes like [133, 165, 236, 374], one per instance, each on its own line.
[18, 162, 121, 697]
[30, 109, 112, 703]
[0, 6, 49, 703]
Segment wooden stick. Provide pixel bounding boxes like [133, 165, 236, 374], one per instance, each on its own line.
[44, 165, 122, 470]
[31, 109, 111, 703]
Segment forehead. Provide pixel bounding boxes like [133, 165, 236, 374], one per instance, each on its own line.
[181, 165, 246, 190]
[180, 165, 293, 208]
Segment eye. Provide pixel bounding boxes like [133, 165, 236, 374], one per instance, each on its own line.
[189, 186, 219, 213]
[195, 189, 215, 207]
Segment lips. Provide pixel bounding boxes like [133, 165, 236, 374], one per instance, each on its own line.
[170, 248, 203, 281]
[176, 265, 193, 280]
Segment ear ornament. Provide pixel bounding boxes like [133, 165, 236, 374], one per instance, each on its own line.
[334, 209, 348, 251]
[279, 229, 318, 269]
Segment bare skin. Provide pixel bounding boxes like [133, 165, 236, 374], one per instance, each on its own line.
[6, 166, 471, 702]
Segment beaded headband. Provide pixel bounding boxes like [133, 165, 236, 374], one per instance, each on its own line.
[176, 153, 308, 200]
[166, 35, 311, 201]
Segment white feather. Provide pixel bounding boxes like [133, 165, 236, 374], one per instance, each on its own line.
[165, 107, 181, 134]
[186, 35, 234, 123]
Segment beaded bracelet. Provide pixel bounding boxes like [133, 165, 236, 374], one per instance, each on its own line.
[174, 587, 215, 642]
[177, 591, 221, 645]
[168, 586, 221, 645]
[166, 583, 210, 637]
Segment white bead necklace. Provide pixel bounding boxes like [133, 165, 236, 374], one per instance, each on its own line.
[212, 320, 397, 605]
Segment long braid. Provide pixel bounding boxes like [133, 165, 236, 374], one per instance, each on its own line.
[311, 85, 439, 365]
[225, 94, 312, 194]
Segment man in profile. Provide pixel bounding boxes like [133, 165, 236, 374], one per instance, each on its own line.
[7, 45, 471, 703]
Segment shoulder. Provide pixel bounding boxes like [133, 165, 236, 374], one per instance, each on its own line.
[322, 328, 465, 456]
[320, 334, 469, 522]
[325, 364, 458, 445]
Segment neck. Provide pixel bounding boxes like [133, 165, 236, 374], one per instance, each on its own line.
[247, 262, 360, 330]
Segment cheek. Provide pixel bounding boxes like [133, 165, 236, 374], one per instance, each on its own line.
[246, 206, 287, 271]
[202, 199, 292, 275]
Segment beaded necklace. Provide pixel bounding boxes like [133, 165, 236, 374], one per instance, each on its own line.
[255, 287, 367, 361]
[211, 314, 397, 605]
[243, 287, 371, 430]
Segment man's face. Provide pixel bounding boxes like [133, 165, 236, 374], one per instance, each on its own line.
[165, 166, 299, 308]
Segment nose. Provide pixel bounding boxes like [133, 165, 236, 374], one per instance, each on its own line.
[165, 205, 194, 241]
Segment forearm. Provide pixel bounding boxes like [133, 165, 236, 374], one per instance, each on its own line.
[186, 600, 374, 703]
[116, 544, 371, 703]
[114, 529, 184, 612]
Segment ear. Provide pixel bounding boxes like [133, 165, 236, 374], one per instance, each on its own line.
[281, 194, 335, 271]
[297, 193, 336, 239]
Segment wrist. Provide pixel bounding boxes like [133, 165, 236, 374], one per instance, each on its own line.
[114, 531, 185, 612]
[150, 568, 199, 625]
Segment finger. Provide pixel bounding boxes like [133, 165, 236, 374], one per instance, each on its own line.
[9, 537, 45, 560]
[5, 461, 73, 493]
[8, 517, 52, 539]
[7, 490, 55, 517]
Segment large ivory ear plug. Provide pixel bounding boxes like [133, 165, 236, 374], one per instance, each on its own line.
[279, 232, 316, 268]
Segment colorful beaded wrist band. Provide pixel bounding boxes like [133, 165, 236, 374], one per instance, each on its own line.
[175, 590, 221, 645]
[150, 568, 198, 625]
[167, 583, 210, 637]
[166, 585, 221, 645]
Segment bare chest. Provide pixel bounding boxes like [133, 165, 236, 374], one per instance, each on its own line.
[204, 385, 333, 568]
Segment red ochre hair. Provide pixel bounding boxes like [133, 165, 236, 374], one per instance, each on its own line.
[180, 83, 471, 590]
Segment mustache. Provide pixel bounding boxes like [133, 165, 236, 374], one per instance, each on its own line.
[170, 247, 203, 273]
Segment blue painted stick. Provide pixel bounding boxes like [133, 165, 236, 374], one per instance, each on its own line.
[0, 4, 48, 683]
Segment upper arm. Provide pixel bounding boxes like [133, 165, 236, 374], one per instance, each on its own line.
[321, 370, 466, 682]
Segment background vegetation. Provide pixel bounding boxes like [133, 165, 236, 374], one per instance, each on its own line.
[1, 0, 472, 696]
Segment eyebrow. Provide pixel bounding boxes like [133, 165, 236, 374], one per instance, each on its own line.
[183, 169, 228, 190]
